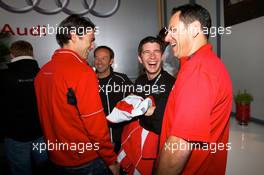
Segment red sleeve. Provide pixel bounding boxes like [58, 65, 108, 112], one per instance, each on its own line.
[76, 70, 117, 165]
[170, 68, 214, 142]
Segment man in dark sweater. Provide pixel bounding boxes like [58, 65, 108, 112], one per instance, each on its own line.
[94, 46, 133, 153]
[117, 36, 175, 174]
[136, 36, 175, 135]
[0, 40, 47, 175]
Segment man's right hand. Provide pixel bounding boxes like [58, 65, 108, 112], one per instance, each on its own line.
[145, 106, 156, 116]
[109, 162, 120, 175]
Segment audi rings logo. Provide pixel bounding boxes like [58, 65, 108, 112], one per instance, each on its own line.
[0, 0, 120, 17]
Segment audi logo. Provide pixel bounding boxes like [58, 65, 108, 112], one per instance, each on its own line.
[0, 0, 120, 17]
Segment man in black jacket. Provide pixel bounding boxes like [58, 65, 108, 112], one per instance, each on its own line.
[135, 36, 176, 135]
[94, 46, 133, 153]
[117, 36, 175, 174]
[0, 40, 47, 175]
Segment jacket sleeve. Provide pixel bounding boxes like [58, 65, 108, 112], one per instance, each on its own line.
[76, 70, 117, 166]
[139, 75, 175, 135]
[139, 93, 169, 134]
[0, 71, 7, 138]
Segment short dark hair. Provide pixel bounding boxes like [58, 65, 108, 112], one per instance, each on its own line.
[10, 40, 33, 57]
[157, 27, 168, 42]
[172, 4, 211, 39]
[157, 27, 169, 48]
[138, 36, 164, 56]
[56, 14, 95, 47]
[94, 46, 115, 59]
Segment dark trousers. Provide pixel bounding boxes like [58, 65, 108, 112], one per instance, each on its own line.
[4, 137, 48, 175]
[53, 157, 111, 175]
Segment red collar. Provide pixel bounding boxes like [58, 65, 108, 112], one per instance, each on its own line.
[179, 44, 212, 67]
[54, 49, 86, 64]
[190, 44, 212, 58]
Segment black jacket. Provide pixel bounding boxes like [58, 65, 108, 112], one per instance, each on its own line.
[98, 70, 133, 151]
[134, 69, 175, 135]
[0, 59, 42, 141]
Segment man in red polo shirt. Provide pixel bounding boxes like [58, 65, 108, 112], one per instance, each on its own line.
[157, 4, 232, 175]
[35, 15, 119, 175]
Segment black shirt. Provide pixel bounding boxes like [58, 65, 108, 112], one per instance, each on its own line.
[134, 69, 175, 134]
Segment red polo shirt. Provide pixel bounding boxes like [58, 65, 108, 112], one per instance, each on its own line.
[160, 44, 232, 174]
[35, 49, 116, 166]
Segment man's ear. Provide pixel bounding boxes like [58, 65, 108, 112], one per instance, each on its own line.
[10, 53, 15, 59]
[161, 52, 165, 61]
[189, 20, 201, 38]
[70, 32, 78, 43]
[138, 56, 143, 64]
[110, 58, 114, 65]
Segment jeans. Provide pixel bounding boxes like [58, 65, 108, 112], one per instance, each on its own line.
[53, 157, 111, 175]
[4, 137, 48, 175]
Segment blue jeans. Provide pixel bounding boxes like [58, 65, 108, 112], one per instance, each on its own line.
[4, 137, 48, 175]
[53, 157, 111, 175]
